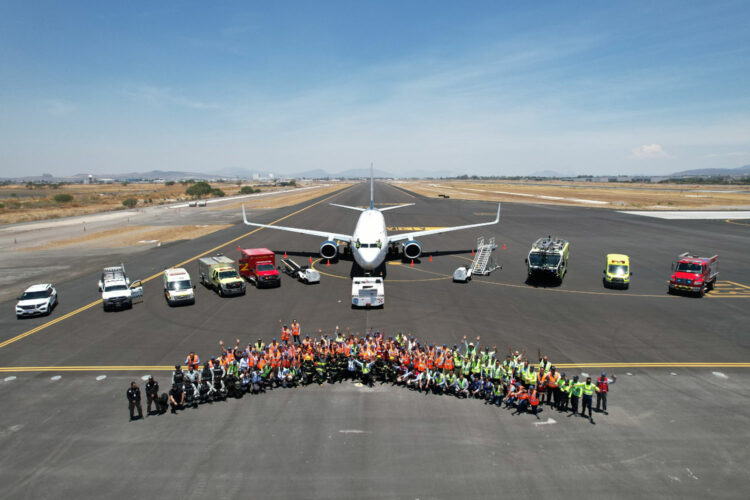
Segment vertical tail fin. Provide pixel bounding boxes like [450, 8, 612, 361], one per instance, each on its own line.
[369, 162, 374, 210]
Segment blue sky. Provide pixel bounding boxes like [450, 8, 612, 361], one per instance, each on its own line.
[1, 1, 749, 177]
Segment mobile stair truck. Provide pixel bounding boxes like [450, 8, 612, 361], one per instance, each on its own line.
[352, 277, 384, 308]
[198, 255, 246, 297]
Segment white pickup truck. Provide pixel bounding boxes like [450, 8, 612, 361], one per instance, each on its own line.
[98, 264, 143, 311]
[351, 277, 384, 308]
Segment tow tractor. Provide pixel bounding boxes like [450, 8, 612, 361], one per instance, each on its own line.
[352, 277, 384, 308]
[280, 258, 320, 284]
[668, 253, 718, 297]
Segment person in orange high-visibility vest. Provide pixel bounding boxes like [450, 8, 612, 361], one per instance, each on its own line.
[280, 323, 291, 343]
[529, 386, 540, 419]
[543, 367, 561, 407]
[291, 320, 301, 344]
[444, 353, 454, 372]
[515, 387, 530, 415]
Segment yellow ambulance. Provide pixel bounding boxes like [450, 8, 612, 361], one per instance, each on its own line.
[603, 254, 631, 289]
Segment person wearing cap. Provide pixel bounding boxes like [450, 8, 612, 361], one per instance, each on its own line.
[171, 364, 184, 387]
[543, 366, 561, 407]
[184, 352, 200, 370]
[145, 376, 160, 414]
[596, 372, 616, 415]
[185, 364, 199, 386]
[568, 375, 584, 415]
[253, 338, 265, 351]
[292, 319, 302, 344]
[168, 383, 184, 413]
[557, 373, 570, 411]
[126, 381, 143, 421]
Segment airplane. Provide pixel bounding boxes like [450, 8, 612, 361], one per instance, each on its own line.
[241, 169, 500, 273]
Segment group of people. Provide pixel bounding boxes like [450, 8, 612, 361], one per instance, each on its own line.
[126, 321, 616, 423]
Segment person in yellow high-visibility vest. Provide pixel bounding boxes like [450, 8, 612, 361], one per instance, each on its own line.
[580, 376, 601, 422]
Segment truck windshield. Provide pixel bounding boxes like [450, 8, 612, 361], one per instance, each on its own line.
[257, 264, 275, 272]
[676, 262, 703, 273]
[20, 291, 48, 300]
[529, 253, 560, 267]
[104, 284, 128, 292]
[167, 280, 192, 291]
[219, 271, 238, 280]
[608, 265, 628, 276]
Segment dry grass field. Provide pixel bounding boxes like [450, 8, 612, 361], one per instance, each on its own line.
[394, 180, 750, 210]
[0, 181, 327, 225]
[212, 183, 352, 211]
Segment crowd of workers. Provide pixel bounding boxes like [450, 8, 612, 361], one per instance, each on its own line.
[126, 321, 615, 423]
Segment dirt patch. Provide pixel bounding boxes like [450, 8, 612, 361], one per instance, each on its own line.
[213, 184, 352, 211]
[20, 224, 232, 251]
[394, 181, 750, 210]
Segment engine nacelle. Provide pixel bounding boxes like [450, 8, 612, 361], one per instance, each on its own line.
[319, 240, 338, 260]
[402, 240, 422, 260]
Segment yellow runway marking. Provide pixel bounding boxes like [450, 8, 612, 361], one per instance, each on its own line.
[725, 219, 750, 227]
[2, 362, 750, 373]
[0, 186, 352, 351]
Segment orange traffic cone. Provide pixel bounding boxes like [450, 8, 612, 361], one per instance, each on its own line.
[429, 255, 433, 262]
[284, 251, 288, 259]
[410, 259, 414, 267]
[327, 259, 330, 266]
[309, 256, 313, 264]
[502, 244, 506, 250]
[471, 249, 474, 256]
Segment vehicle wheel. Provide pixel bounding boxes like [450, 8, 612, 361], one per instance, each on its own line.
[624, 284, 629, 290]
[667, 288, 674, 295]
[16, 315, 21, 320]
[699, 285, 706, 297]
[218, 288, 223, 297]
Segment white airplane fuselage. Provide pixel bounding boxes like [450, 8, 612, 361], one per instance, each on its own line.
[351, 209, 388, 271]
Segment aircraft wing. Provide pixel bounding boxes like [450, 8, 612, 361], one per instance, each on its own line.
[242, 205, 352, 242]
[387, 203, 500, 243]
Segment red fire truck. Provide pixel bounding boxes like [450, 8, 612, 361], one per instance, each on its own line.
[238, 248, 281, 288]
[668, 253, 718, 297]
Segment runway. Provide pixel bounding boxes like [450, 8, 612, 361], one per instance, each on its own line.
[1, 182, 749, 498]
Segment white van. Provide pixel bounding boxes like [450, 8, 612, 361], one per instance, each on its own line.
[163, 268, 196, 306]
[352, 277, 384, 308]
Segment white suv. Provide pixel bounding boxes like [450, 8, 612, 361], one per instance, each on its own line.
[16, 283, 58, 318]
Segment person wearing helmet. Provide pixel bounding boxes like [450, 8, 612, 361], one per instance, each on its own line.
[569, 375, 583, 415]
[168, 383, 184, 413]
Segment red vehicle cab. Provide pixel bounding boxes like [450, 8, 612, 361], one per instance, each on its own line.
[668, 253, 718, 297]
[238, 247, 281, 288]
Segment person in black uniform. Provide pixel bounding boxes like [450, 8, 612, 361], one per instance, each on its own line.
[168, 383, 184, 413]
[126, 381, 143, 420]
[145, 376, 160, 414]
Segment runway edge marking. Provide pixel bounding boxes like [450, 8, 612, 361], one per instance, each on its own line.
[0, 185, 352, 351]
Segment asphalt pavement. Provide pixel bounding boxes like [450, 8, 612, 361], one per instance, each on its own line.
[1, 182, 748, 499]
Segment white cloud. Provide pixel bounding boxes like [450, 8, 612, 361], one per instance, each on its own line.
[123, 85, 218, 110]
[632, 143, 672, 159]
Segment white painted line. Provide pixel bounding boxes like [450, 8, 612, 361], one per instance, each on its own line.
[670, 372, 677, 376]
[626, 372, 633, 376]
[463, 188, 608, 205]
[620, 210, 750, 220]
[533, 418, 557, 426]
[96, 375, 107, 381]
[141, 375, 151, 381]
[339, 429, 367, 434]
[50, 375, 61, 381]
[712, 371, 728, 379]
[4, 375, 17, 382]
[137, 240, 159, 244]
[686, 468, 699, 480]
[580, 372, 589, 378]
[8, 425, 23, 432]
[168, 185, 328, 209]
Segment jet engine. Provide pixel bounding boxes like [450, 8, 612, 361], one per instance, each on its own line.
[402, 240, 422, 260]
[319, 240, 338, 260]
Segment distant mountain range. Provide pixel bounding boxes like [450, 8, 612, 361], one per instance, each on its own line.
[668, 164, 750, 177]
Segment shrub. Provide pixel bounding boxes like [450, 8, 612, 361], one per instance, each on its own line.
[240, 186, 257, 194]
[53, 193, 74, 203]
[165, 181, 175, 186]
[122, 198, 138, 208]
[186, 181, 212, 198]
[211, 188, 225, 197]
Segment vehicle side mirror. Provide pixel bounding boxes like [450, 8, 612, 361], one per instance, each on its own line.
[16, 296, 22, 300]
[602, 270, 605, 274]
[630, 272, 633, 276]
[193, 285, 196, 289]
[671, 263, 675, 271]
[524, 258, 528, 264]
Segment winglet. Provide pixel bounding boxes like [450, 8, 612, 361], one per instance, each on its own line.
[242, 204, 250, 225]
[369, 162, 375, 210]
[494, 203, 501, 223]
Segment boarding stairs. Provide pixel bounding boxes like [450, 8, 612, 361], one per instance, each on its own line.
[470, 237, 498, 275]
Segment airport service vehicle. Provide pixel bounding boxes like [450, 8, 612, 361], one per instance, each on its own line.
[198, 255, 246, 296]
[525, 237, 570, 281]
[242, 164, 500, 274]
[352, 277, 384, 308]
[16, 283, 57, 318]
[98, 264, 143, 311]
[163, 268, 196, 306]
[453, 266, 472, 282]
[238, 248, 281, 288]
[280, 258, 320, 284]
[668, 253, 718, 297]
[603, 254, 631, 289]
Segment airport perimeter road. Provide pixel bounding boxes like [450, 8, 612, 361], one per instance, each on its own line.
[1, 182, 749, 499]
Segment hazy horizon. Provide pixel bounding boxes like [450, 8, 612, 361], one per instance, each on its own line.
[1, 1, 749, 178]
